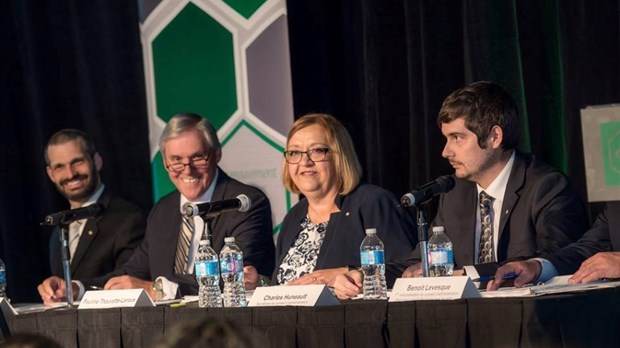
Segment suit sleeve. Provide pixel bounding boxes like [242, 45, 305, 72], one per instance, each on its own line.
[226, 190, 275, 277]
[542, 205, 611, 275]
[359, 189, 417, 262]
[112, 208, 146, 270]
[529, 172, 588, 257]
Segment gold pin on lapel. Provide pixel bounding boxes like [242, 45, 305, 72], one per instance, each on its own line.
[88, 230, 94, 236]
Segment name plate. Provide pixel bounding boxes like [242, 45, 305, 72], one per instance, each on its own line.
[389, 276, 480, 302]
[248, 285, 339, 307]
[78, 289, 154, 309]
[0, 297, 17, 317]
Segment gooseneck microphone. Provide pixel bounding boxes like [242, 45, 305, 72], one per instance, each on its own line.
[44, 203, 104, 226]
[400, 175, 456, 207]
[183, 194, 251, 218]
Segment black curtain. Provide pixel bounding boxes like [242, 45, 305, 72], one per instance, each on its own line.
[0, 1, 151, 302]
[286, 0, 620, 212]
[1, 0, 619, 302]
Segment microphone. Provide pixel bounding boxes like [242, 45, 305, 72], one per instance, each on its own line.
[44, 203, 104, 226]
[183, 194, 251, 218]
[401, 175, 456, 207]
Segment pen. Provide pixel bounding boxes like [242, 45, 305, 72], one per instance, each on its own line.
[474, 273, 518, 282]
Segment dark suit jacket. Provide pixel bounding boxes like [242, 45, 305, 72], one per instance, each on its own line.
[49, 189, 145, 280]
[543, 201, 620, 274]
[100, 169, 274, 296]
[387, 151, 588, 284]
[272, 183, 417, 284]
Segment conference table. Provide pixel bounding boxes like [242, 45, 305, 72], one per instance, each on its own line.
[2, 285, 620, 347]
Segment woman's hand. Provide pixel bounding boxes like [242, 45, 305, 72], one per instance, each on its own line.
[244, 265, 260, 290]
[288, 267, 348, 287]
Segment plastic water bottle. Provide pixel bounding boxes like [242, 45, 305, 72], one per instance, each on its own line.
[194, 239, 222, 308]
[360, 228, 387, 300]
[428, 226, 454, 276]
[0, 258, 6, 299]
[219, 237, 247, 307]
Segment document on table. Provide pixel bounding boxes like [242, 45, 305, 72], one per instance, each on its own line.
[480, 275, 620, 298]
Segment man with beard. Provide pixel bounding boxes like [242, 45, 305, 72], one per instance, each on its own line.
[40, 129, 145, 290]
[38, 115, 274, 303]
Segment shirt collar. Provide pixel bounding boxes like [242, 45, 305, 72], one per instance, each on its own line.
[81, 184, 105, 207]
[179, 168, 219, 213]
[476, 151, 515, 202]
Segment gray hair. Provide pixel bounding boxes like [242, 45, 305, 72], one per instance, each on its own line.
[159, 113, 221, 156]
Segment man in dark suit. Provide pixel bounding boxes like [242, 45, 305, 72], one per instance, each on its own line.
[101, 113, 274, 299]
[39, 114, 274, 303]
[333, 81, 588, 299]
[40, 129, 145, 293]
[489, 202, 620, 289]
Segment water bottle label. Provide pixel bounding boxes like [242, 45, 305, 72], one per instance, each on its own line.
[220, 259, 243, 274]
[428, 250, 453, 265]
[0, 270, 5, 284]
[195, 260, 218, 277]
[360, 250, 384, 265]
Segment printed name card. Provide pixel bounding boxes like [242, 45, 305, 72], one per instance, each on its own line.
[0, 297, 17, 317]
[389, 276, 480, 302]
[78, 289, 155, 309]
[248, 285, 339, 307]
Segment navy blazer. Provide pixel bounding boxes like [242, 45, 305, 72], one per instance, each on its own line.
[543, 201, 620, 274]
[272, 183, 417, 284]
[104, 169, 274, 296]
[49, 189, 145, 280]
[388, 151, 588, 283]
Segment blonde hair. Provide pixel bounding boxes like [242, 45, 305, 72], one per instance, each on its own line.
[282, 113, 362, 195]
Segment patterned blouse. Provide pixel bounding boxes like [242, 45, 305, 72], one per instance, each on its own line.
[276, 216, 328, 284]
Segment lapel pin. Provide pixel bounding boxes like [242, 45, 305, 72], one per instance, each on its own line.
[88, 230, 94, 236]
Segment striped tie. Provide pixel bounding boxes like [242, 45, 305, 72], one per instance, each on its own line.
[174, 216, 194, 274]
[477, 191, 495, 263]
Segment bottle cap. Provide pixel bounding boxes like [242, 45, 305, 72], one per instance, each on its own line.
[199, 239, 211, 246]
[224, 236, 235, 243]
[432, 226, 445, 232]
[365, 228, 377, 235]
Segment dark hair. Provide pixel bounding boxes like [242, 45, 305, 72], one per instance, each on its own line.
[156, 318, 253, 348]
[44, 129, 97, 165]
[438, 81, 520, 150]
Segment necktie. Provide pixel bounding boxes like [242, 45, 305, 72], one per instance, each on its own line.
[478, 191, 495, 263]
[68, 220, 83, 263]
[174, 216, 194, 274]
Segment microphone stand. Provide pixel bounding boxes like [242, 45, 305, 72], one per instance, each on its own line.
[59, 224, 74, 306]
[416, 206, 430, 277]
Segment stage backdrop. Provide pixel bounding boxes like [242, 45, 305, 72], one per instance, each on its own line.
[138, 0, 297, 235]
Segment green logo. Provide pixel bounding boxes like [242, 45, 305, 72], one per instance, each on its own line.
[600, 122, 620, 186]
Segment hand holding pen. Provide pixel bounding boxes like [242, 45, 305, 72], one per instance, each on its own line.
[486, 259, 542, 291]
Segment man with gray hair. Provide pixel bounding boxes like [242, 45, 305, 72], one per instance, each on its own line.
[39, 114, 275, 302]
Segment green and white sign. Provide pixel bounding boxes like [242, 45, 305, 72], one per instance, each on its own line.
[580, 104, 620, 202]
[139, 0, 297, 234]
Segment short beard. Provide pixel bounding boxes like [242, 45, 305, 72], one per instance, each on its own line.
[57, 164, 100, 203]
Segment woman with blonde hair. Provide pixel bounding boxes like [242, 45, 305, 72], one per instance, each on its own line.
[246, 113, 416, 288]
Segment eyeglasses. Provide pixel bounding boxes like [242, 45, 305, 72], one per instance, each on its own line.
[165, 155, 209, 172]
[284, 148, 330, 164]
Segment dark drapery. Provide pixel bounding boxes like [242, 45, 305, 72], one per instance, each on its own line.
[1, 0, 619, 302]
[287, 0, 620, 205]
[0, 1, 152, 302]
